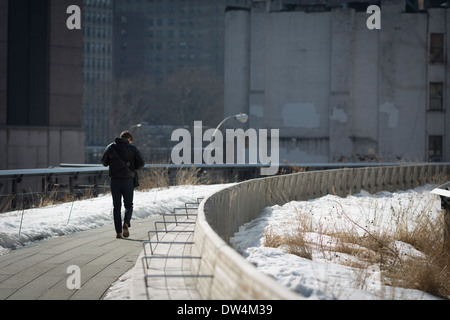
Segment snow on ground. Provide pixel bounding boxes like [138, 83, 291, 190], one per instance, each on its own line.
[1, 182, 446, 300]
[230, 184, 445, 300]
[0, 184, 230, 255]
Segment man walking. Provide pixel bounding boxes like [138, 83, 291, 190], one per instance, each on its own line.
[101, 131, 145, 238]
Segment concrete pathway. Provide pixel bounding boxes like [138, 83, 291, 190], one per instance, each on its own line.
[0, 216, 160, 300]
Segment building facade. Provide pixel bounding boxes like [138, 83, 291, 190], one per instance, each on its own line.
[0, 0, 85, 170]
[224, 0, 450, 164]
[82, 0, 114, 162]
[114, 0, 234, 81]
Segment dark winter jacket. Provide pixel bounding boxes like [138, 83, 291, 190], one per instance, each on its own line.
[101, 138, 145, 179]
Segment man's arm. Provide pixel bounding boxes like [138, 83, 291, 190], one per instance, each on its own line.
[134, 148, 145, 170]
[101, 145, 111, 167]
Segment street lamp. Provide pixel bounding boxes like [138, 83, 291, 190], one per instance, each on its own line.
[212, 113, 248, 138]
[128, 121, 149, 131]
[204, 113, 248, 165]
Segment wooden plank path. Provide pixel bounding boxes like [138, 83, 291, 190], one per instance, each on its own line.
[0, 216, 161, 300]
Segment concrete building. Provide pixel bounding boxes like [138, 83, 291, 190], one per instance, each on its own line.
[0, 0, 85, 169]
[224, 0, 450, 164]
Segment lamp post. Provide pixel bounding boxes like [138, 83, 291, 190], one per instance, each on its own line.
[212, 113, 248, 138]
[206, 113, 249, 165]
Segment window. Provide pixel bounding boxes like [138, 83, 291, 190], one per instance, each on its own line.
[429, 82, 443, 111]
[428, 135, 443, 162]
[430, 33, 444, 63]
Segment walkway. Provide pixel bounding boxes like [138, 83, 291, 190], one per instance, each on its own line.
[0, 216, 161, 300]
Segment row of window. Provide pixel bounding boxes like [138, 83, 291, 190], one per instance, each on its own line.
[119, 38, 220, 52]
[146, 17, 216, 27]
[84, 26, 113, 39]
[125, 5, 206, 15]
[84, 12, 113, 24]
[147, 52, 198, 63]
[84, 57, 112, 70]
[83, 72, 112, 83]
[147, 40, 200, 50]
[84, 42, 112, 54]
[116, 0, 250, 6]
[84, 0, 112, 8]
[118, 0, 200, 3]
[147, 29, 198, 38]
[117, 4, 223, 15]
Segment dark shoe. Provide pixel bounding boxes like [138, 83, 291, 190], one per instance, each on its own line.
[123, 224, 129, 238]
[116, 233, 123, 239]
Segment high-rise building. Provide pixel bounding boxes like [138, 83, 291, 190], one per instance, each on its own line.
[0, 0, 85, 169]
[83, 1, 248, 162]
[82, 0, 114, 162]
[114, 0, 232, 82]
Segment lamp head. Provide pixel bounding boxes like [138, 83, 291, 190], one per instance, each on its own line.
[235, 113, 248, 123]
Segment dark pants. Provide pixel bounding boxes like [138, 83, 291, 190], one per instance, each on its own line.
[110, 178, 134, 234]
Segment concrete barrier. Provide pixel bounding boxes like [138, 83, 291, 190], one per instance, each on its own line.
[191, 164, 450, 299]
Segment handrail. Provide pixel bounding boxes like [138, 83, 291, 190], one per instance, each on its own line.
[191, 163, 450, 299]
[1, 161, 439, 178]
[0, 166, 108, 178]
[1, 162, 428, 207]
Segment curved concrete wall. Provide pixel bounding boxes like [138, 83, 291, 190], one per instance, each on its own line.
[191, 164, 450, 299]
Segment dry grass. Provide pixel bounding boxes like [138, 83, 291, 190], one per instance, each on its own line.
[137, 166, 213, 191]
[0, 186, 99, 213]
[385, 211, 450, 298]
[137, 167, 171, 190]
[264, 226, 284, 248]
[263, 195, 450, 299]
[265, 225, 313, 260]
[284, 234, 313, 260]
[0, 195, 15, 213]
[1, 166, 217, 213]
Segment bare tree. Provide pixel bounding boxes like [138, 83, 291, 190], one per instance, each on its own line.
[108, 68, 224, 161]
[164, 68, 224, 127]
[109, 68, 223, 134]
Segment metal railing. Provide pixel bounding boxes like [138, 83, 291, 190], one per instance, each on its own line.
[0, 166, 110, 211]
[0, 163, 265, 212]
[191, 163, 450, 299]
[1, 162, 410, 212]
[2, 161, 448, 213]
